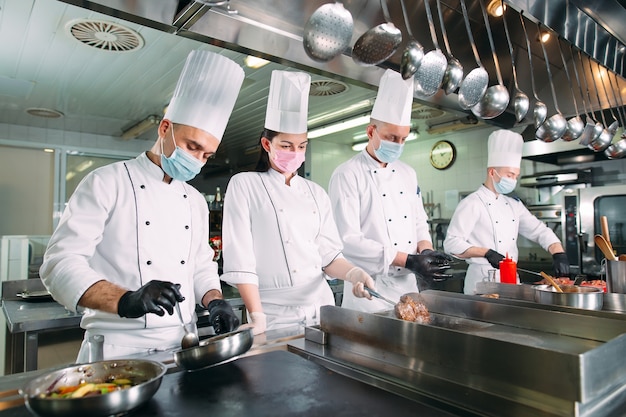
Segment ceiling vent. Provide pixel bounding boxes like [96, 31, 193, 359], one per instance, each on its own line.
[309, 80, 348, 97]
[412, 107, 445, 120]
[65, 19, 144, 52]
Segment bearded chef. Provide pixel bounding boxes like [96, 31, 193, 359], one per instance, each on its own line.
[444, 129, 569, 294]
[328, 69, 452, 314]
[221, 70, 375, 335]
[40, 50, 244, 361]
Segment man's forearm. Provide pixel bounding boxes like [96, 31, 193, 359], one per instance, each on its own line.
[78, 280, 128, 314]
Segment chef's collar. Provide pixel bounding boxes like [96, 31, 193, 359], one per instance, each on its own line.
[138, 152, 172, 182]
[478, 183, 501, 200]
[267, 166, 302, 185]
[360, 147, 394, 169]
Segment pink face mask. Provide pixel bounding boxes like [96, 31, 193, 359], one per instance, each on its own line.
[273, 149, 306, 173]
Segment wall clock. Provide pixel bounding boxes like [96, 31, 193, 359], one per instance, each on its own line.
[429, 140, 456, 170]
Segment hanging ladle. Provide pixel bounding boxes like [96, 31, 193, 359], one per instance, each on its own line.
[535, 24, 567, 142]
[555, 35, 584, 141]
[457, 0, 488, 109]
[572, 46, 603, 146]
[398, 0, 424, 80]
[471, 0, 509, 119]
[585, 53, 614, 152]
[597, 55, 620, 138]
[436, 0, 463, 94]
[501, 0, 528, 122]
[607, 68, 626, 140]
[414, 0, 447, 97]
[303, 1, 354, 62]
[352, 0, 402, 66]
[519, 12, 547, 129]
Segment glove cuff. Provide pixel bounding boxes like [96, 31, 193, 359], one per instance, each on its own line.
[207, 298, 228, 310]
[345, 267, 363, 283]
[117, 291, 133, 318]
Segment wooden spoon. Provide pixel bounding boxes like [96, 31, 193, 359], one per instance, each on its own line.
[600, 216, 615, 255]
[540, 271, 564, 293]
[594, 234, 618, 261]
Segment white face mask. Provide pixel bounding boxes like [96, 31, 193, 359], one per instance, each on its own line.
[493, 170, 517, 194]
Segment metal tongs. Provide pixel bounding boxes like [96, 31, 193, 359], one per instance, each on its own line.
[364, 287, 396, 306]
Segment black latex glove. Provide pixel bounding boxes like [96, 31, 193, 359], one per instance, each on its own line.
[405, 249, 453, 281]
[552, 252, 570, 278]
[118, 280, 184, 318]
[485, 249, 505, 269]
[207, 299, 240, 335]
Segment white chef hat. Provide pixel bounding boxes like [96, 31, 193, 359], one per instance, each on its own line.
[264, 70, 311, 134]
[370, 69, 414, 126]
[487, 129, 524, 168]
[163, 50, 244, 141]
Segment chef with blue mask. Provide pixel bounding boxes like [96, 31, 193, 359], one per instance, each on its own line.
[444, 129, 569, 294]
[40, 50, 244, 361]
[328, 69, 452, 314]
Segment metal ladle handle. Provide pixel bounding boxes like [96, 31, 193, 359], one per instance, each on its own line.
[436, 0, 453, 57]
[399, 0, 414, 39]
[500, 0, 520, 90]
[478, 0, 504, 86]
[598, 60, 621, 125]
[423, 0, 441, 50]
[586, 53, 609, 127]
[459, 0, 482, 68]
[607, 67, 626, 127]
[519, 12, 541, 101]
[380, 0, 392, 24]
[556, 35, 580, 116]
[537, 23, 562, 114]
[571, 46, 594, 120]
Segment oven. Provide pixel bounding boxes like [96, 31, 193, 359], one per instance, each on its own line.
[563, 185, 626, 277]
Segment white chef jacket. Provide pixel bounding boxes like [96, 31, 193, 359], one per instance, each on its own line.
[220, 169, 337, 330]
[328, 150, 431, 313]
[40, 152, 220, 356]
[444, 185, 561, 294]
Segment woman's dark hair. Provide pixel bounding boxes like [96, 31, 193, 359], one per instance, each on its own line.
[255, 128, 280, 172]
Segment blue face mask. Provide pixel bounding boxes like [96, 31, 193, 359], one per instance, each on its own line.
[373, 132, 404, 163]
[160, 129, 204, 182]
[493, 170, 517, 194]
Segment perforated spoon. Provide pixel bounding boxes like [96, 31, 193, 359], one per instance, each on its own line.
[436, 0, 463, 94]
[519, 12, 547, 129]
[457, 0, 488, 109]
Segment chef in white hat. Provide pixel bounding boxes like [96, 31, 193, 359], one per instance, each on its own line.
[40, 50, 245, 361]
[328, 69, 452, 314]
[444, 129, 569, 294]
[221, 70, 375, 334]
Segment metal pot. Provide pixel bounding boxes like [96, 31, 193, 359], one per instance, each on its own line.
[533, 284, 603, 310]
[20, 359, 166, 417]
[174, 328, 253, 371]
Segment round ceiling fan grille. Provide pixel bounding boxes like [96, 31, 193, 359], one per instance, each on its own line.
[65, 19, 144, 52]
[309, 80, 349, 96]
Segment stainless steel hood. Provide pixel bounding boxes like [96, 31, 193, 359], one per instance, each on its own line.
[58, 0, 626, 130]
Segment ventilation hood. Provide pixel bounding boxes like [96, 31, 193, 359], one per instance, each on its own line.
[58, 0, 626, 130]
[519, 168, 593, 188]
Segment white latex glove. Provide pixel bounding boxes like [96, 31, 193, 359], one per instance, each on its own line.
[240, 311, 267, 335]
[345, 267, 375, 299]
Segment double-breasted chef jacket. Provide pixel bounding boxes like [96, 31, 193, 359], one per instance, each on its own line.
[444, 185, 561, 294]
[221, 169, 338, 330]
[328, 150, 432, 313]
[40, 152, 220, 357]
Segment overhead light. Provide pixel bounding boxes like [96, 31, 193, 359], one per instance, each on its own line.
[351, 141, 368, 152]
[121, 115, 161, 140]
[539, 31, 551, 43]
[487, 0, 505, 17]
[26, 107, 64, 118]
[308, 114, 371, 139]
[308, 99, 374, 128]
[43, 148, 54, 153]
[244, 55, 270, 69]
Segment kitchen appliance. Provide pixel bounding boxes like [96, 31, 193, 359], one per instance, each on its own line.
[292, 295, 626, 417]
[516, 204, 563, 280]
[563, 185, 626, 277]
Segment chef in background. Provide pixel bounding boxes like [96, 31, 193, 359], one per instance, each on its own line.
[444, 129, 569, 294]
[328, 69, 452, 314]
[221, 70, 375, 335]
[40, 50, 243, 361]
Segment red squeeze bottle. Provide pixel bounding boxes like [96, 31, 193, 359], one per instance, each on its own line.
[499, 253, 517, 284]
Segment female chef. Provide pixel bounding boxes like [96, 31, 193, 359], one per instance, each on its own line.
[220, 70, 375, 334]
